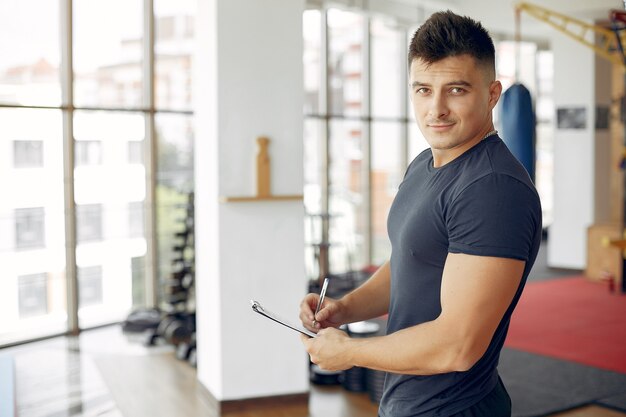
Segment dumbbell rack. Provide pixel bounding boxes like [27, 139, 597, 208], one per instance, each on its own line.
[145, 192, 197, 365]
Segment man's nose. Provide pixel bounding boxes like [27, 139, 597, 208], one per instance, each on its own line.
[428, 93, 449, 119]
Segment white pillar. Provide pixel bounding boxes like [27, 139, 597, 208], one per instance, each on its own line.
[194, 0, 308, 401]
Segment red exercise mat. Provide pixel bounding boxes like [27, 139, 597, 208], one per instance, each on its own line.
[505, 276, 626, 374]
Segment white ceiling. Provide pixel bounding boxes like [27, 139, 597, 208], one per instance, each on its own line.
[393, 0, 624, 40]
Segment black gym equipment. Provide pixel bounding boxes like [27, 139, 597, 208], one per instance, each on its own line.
[122, 192, 197, 365]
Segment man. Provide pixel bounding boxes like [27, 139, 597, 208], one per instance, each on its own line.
[299, 10, 542, 417]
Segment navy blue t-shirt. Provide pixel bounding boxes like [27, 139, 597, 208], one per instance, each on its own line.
[379, 135, 542, 417]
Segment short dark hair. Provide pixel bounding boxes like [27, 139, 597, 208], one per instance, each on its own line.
[408, 11, 495, 74]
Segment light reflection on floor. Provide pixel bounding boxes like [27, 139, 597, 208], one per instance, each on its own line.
[2, 326, 172, 417]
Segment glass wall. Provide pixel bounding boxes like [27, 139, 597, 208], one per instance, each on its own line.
[303, 7, 414, 278]
[0, 108, 66, 344]
[73, 0, 143, 108]
[0, 0, 195, 346]
[74, 111, 146, 327]
[0, 0, 65, 343]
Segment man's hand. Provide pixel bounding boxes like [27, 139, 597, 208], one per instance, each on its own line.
[301, 328, 353, 371]
[299, 293, 346, 333]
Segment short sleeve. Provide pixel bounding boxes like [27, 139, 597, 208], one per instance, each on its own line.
[446, 173, 541, 261]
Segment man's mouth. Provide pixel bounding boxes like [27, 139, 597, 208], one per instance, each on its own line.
[428, 122, 455, 129]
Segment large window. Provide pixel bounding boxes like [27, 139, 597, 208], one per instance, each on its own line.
[303, 8, 414, 278]
[0, 0, 195, 346]
[0, 107, 66, 345]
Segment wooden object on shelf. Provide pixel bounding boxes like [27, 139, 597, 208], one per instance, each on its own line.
[220, 137, 303, 203]
[257, 136, 271, 198]
[586, 223, 623, 288]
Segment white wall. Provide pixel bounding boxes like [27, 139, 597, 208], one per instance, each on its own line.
[547, 32, 595, 269]
[194, 0, 308, 401]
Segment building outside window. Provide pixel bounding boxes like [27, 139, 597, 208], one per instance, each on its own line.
[128, 201, 145, 238]
[78, 265, 103, 307]
[75, 140, 102, 166]
[13, 140, 44, 168]
[18, 273, 48, 318]
[128, 140, 143, 164]
[15, 207, 45, 250]
[76, 204, 103, 243]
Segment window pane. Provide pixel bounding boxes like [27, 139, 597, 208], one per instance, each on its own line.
[371, 122, 403, 265]
[78, 265, 103, 307]
[15, 207, 45, 249]
[75, 140, 102, 166]
[371, 18, 404, 118]
[329, 119, 366, 272]
[0, 108, 66, 345]
[304, 118, 323, 215]
[76, 204, 103, 243]
[154, 0, 196, 110]
[328, 9, 364, 116]
[128, 201, 145, 238]
[18, 273, 49, 318]
[303, 9, 321, 115]
[155, 113, 194, 306]
[0, 0, 61, 106]
[303, 118, 324, 280]
[131, 256, 146, 306]
[496, 41, 537, 94]
[74, 0, 143, 108]
[74, 111, 146, 327]
[536, 50, 554, 227]
[409, 122, 429, 161]
[13, 141, 44, 168]
[128, 140, 143, 164]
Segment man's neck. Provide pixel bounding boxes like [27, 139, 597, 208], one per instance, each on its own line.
[431, 127, 496, 168]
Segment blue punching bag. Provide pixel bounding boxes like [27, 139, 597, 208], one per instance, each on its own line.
[500, 83, 535, 181]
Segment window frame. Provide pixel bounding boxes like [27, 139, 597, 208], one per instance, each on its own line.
[0, 0, 194, 346]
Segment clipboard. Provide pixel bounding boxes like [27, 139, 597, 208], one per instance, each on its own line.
[250, 300, 316, 338]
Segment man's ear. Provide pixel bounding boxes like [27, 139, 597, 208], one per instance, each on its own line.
[488, 80, 502, 109]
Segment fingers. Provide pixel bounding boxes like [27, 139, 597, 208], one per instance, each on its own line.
[313, 304, 331, 323]
[299, 293, 319, 332]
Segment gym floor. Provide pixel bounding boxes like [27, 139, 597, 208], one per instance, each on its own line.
[3, 323, 626, 417]
[3, 242, 626, 417]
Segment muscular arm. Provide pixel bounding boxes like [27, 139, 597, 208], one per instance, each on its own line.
[303, 253, 525, 375]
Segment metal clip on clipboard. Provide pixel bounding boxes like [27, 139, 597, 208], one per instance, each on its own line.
[250, 300, 316, 338]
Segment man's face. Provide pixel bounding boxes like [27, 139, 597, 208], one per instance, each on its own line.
[409, 54, 501, 160]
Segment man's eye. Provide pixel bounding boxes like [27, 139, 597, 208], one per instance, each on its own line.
[416, 88, 429, 95]
[450, 87, 465, 94]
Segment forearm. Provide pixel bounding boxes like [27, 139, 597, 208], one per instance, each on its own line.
[348, 317, 475, 375]
[338, 260, 391, 324]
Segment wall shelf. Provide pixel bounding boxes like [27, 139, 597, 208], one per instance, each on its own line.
[220, 195, 303, 203]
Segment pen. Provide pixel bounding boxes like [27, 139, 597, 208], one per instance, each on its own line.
[313, 277, 329, 326]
